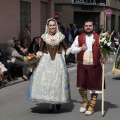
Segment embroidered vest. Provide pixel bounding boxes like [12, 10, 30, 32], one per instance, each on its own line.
[77, 33, 100, 66]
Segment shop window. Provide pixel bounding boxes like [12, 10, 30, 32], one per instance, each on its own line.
[20, 1, 31, 31]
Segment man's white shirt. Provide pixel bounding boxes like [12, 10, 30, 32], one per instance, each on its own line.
[71, 34, 94, 54]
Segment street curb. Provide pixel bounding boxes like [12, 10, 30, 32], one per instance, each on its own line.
[5, 78, 25, 87]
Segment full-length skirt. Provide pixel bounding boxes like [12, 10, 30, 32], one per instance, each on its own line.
[28, 53, 70, 104]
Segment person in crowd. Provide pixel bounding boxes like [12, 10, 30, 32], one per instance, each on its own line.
[112, 32, 120, 74]
[21, 38, 30, 49]
[65, 26, 75, 64]
[75, 27, 84, 36]
[118, 32, 120, 44]
[6, 39, 29, 80]
[65, 26, 73, 46]
[20, 23, 31, 48]
[71, 20, 106, 116]
[98, 24, 105, 34]
[57, 22, 65, 34]
[69, 23, 74, 32]
[0, 62, 8, 87]
[0, 48, 14, 81]
[28, 18, 71, 113]
[29, 36, 41, 54]
[72, 24, 78, 39]
[13, 36, 29, 56]
[113, 32, 119, 49]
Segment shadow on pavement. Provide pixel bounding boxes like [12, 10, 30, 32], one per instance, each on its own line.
[30, 101, 74, 114]
[95, 99, 120, 116]
[70, 99, 119, 117]
[112, 76, 120, 80]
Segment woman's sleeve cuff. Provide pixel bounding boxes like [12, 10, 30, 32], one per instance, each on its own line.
[66, 48, 71, 55]
[36, 51, 43, 57]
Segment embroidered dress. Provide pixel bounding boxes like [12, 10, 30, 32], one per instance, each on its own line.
[28, 53, 70, 103]
[28, 18, 71, 104]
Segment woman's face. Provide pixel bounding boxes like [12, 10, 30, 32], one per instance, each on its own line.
[48, 20, 57, 34]
[14, 40, 20, 45]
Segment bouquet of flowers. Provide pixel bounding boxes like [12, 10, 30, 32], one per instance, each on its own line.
[23, 54, 40, 63]
[99, 31, 116, 60]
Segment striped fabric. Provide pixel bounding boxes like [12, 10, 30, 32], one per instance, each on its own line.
[88, 93, 98, 112]
[79, 89, 88, 108]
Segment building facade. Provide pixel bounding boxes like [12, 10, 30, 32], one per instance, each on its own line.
[0, 0, 54, 49]
[55, 0, 120, 33]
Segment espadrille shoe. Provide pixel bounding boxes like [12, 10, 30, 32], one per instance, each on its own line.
[85, 110, 94, 116]
[79, 106, 87, 113]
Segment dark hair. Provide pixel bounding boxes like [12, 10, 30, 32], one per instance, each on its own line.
[69, 23, 73, 28]
[84, 19, 95, 26]
[57, 22, 61, 25]
[31, 37, 39, 44]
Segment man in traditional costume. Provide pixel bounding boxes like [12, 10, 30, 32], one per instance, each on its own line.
[28, 18, 71, 113]
[71, 20, 105, 115]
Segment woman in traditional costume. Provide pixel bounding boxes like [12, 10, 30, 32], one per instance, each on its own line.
[112, 45, 120, 74]
[28, 18, 71, 112]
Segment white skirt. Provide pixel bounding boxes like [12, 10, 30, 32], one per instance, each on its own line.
[28, 53, 70, 104]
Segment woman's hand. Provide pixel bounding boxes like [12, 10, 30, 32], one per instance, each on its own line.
[36, 51, 43, 58]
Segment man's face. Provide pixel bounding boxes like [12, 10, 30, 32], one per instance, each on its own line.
[84, 22, 94, 35]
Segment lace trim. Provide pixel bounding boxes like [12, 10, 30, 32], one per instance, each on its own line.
[41, 32, 65, 46]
